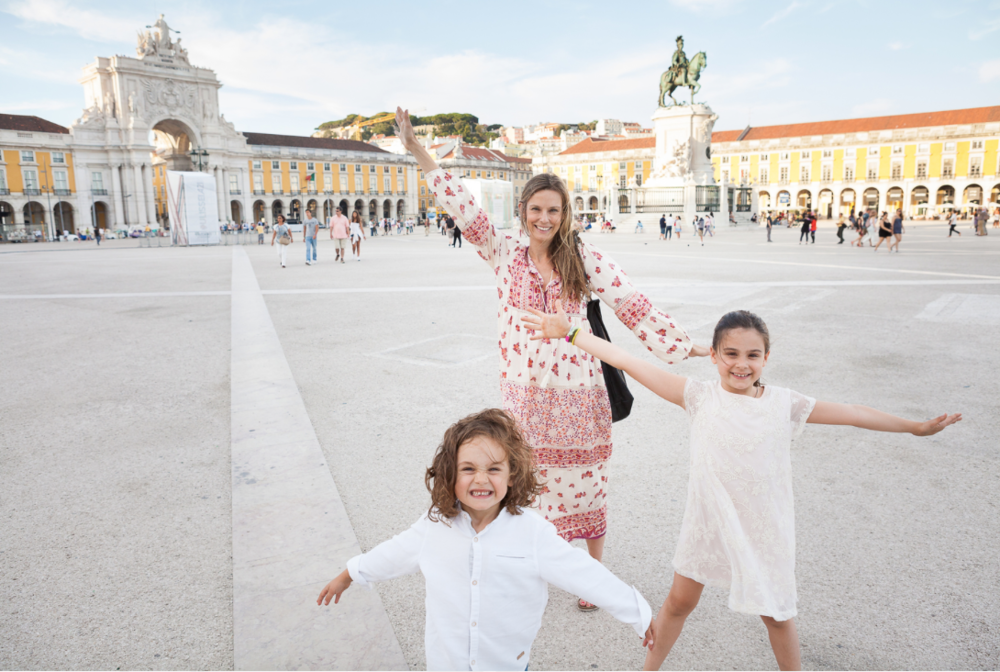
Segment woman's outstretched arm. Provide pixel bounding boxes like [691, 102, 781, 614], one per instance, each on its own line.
[395, 107, 438, 176]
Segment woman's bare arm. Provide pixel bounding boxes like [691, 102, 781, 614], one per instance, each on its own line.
[395, 107, 438, 176]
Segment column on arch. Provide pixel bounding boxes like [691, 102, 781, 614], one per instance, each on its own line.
[111, 164, 126, 229]
[143, 164, 157, 226]
[133, 163, 149, 227]
[214, 166, 226, 224]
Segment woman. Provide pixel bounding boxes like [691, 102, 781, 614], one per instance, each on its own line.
[270, 214, 292, 268]
[889, 208, 905, 252]
[350, 211, 366, 261]
[873, 211, 893, 251]
[798, 212, 810, 244]
[395, 106, 705, 611]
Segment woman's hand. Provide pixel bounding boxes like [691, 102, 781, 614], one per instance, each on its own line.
[688, 344, 710, 358]
[522, 300, 572, 340]
[911, 413, 962, 436]
[395, 107, 419, 152]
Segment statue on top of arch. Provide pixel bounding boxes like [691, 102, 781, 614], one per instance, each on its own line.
[136, 15, 190, 65]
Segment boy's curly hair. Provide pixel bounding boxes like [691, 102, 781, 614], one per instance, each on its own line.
[425, 409, 543, 523]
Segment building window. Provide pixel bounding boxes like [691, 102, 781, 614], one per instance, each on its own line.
[821, 165, 832, 182]
[383, 177, 391, 193]
[800, 166, 810, 182]
[20, 150, 35, 163]
[844, 165, 854, 181]
[739, 154, 749, 163]
[918, 144, 929, 154]
[229, 174, 239, 193]
[253, 173, 263, 192]
[971, 140, 983, 150]
[339, 175, 348, 192]
[866, 163, 878, 180]
[421, 186, 426, 195]
[354, 175, 363, 193]
[619, 162, 626, 171]
[0, 168, 7, 191]
[420, 199, 425, 210]
[800, 151, 811, 159]
[969, 156, 982, 178]
[779, 166, 789, 184]
[760, 153, 769, 161]
[822, 150, 832, 159]
[51, 152, 65, 164]
[634, 161, 642, 169]
[369, 165, 376, 173]
[721, 170, 729, 183]
[619, 175, 626, 188]
[588, 177, 595, 190]
[290, 174, 300, 192]
[54, 170, 68, 191]
[916, 161, 927, 179]
[354, 164, 361, 172]
[339, 164, 346, 171]
[942, 159, 954, 178]
[23, 169, 38, 190]
[272, 161, 280, 170]
[892, 145, 903, 155]
[91, 171, 104, 190]
[780, 152, 789, 160]
[759, 168, 769, 183]
[868, 147, 879, 156]
[272, 173, 283, 192]
[323, 163, 331, 171]
[944, 142, 956, 152]
[635, 173, 642, 186]
[253, 160, 262, 170]
[891, 163, 902, 180]
[397, 166, 403, 174]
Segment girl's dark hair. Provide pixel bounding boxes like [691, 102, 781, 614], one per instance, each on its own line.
[425, 409, 542, 522]
[712, 310, 771, 386]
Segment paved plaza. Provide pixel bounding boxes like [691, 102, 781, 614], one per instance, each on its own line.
[2, 220, 998, 670]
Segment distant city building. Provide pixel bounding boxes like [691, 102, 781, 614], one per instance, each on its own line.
[414, 142, 530, 218]
[595, 119, 623, 136]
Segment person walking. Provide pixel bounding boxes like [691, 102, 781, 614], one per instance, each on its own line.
[704, 213, 715, 237]
[328, 206, 350, 263]
[674, 216, 682, 240]
[947, 209, 961, 237]
[303, 209, 320, 265]
[889, 208, 904, 252]
[350, 211, 366, 261]
[809, 212, 817, 244]
[798, 212, 810, 244]
[396, 106, 705, 611]
[697, 216, 706, 245]
[659, 214, 667, 240]
[95, 227, 102, 246]
[766, 213, 773, 242]
[665, 214, 673, 240]
[270, 214, 292, 268]
[256, 219, 265, 245]
[836, 215, 847, 244]
[873, 211, 892, 251]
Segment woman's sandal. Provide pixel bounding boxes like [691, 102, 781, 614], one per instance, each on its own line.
[577, 598, 599, 612]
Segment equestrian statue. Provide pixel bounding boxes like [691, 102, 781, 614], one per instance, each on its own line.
[659, 35, 707, 106]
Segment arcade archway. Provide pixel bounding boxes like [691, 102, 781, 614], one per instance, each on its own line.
[150, 118, 200, 171]
[54, 202, 75, 233]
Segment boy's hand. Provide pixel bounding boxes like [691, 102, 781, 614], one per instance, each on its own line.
[642, 619, 656, 650]
[912, 413, 962, 436]
[316, 570, 352, 606]
[522, 300, 572, 340]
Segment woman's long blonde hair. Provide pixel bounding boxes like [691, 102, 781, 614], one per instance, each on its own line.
[518, 174, 588, 304]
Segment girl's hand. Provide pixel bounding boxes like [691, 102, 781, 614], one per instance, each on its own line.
[316, 570, 352, 606]
[642, 619, 656, 650]
[394, 107, 419, 151]
[522, 300, 572, 340]
[912, 413, 962, 436]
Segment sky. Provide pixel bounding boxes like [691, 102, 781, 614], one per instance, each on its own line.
[2, 0, 999, 137]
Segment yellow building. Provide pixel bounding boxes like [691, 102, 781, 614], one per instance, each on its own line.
[709, 106, 1000, 218]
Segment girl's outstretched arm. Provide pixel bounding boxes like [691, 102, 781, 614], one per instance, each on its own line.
[522, 301, 689, 408]
[807, 401, 961, 436]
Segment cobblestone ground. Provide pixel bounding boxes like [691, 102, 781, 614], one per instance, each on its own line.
[1, 219, 997, 670]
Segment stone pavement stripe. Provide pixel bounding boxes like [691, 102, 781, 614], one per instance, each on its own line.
[4, 278, 1000, 302]
[229, 246, 407, 671]
[617, 251, 1000, 280]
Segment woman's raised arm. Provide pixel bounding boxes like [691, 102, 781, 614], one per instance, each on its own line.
[395, 107, 438, 176]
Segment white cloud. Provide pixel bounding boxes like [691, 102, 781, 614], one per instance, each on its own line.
[4, 0, 138, 42]
[979, 59, 1000, 82]
[888, 41, 905, 50]
[761, 1, 803, 28]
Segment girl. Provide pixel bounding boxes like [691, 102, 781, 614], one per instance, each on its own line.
[269, 213, 291, 268]
[522, 307, 961, 671]
[317, 409, 655, 671]
[349, 210, 366, 261]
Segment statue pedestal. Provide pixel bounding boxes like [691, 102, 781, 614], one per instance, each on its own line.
[644, 103, 717, 188]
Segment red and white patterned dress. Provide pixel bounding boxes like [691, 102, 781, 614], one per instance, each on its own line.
[429, 169, 693, 541]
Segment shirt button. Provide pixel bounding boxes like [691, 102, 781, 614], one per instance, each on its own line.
[471, 661, 475, 666]
[472, 580, 477, 585]
[472, 621, 477, 627]
[474, 537, 478, 542]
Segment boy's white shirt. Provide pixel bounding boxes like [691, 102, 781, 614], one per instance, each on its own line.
[347, 506, 651, 672]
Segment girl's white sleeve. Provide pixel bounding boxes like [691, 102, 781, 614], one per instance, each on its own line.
[346, 515, 427, 588]
[581, 241, 693, 364]
[426, 168, 509, 270]
[788, 388, 817, 440]
[535, 519, 651, 637]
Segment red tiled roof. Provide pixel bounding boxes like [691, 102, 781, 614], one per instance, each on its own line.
[441, 145, 510, 162]
[243, 132, 387, 153]
[558, 137, 655, 156]
[712, 106, 1000, 143]
[0, 114, 69, 134]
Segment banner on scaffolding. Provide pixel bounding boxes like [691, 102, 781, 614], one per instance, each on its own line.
[167, 171, 221, 246]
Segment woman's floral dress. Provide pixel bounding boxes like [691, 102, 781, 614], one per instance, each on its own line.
[429, 169, 693, 540]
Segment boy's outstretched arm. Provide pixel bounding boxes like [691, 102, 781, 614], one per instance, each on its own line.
[807, 401, 962, 436]
[522, 301, 689, 408]
[317, 569, 352, 606]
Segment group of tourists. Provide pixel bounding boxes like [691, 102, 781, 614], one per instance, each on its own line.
[267, 207, 366, 267]
[314, 107, 963, 672]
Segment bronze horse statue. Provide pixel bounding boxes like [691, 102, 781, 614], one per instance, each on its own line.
[659, 51, 707, 106]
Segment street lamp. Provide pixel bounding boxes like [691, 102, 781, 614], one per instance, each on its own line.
[189, 148, 208, 172]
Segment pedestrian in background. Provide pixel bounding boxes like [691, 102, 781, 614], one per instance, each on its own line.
[303, 209, 320, 265]
[889, 209, 904, 252]
[659, 214, 667, 240]
[809, 213, 817, 244]
[766, 213, 773, 242]
[270, 213, 291, 268]
[95, 227, 102, 246]
[350, 211, 366, 261]
[836, 215, 847, 244]
[674, 216, 682, 240]
[257, 219, 265, 245]
[874, 211, 892, 252]
[328, 207, 350, 263]
[799, 212, 810, 244]
[665, 214, 673, 240]
[947, 209, 961, 237]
